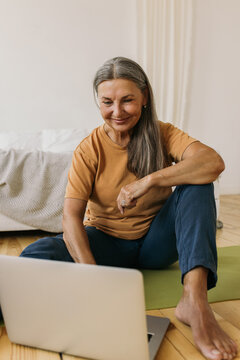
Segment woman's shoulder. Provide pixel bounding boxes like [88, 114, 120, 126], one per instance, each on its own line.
[158, 120, 189, 139]
[158, 120, 198, 162]
[158, 120, 176, 141]
[75, 125, 104, 154]
[158, 120, 177, 132]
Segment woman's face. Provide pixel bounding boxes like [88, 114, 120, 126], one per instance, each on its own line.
[97, 78, 147, 134]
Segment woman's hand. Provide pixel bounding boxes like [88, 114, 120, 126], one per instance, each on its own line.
[117, 176, 152, 214]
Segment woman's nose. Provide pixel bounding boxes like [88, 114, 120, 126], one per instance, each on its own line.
[112, 103, 122, 118]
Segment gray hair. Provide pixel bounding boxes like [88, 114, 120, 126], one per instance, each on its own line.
[93, 57, 165, 178]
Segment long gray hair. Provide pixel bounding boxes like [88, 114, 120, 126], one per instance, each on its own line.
[93, 57, 165, 178]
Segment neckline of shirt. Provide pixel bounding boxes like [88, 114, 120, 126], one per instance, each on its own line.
[99, 124, 127, 151]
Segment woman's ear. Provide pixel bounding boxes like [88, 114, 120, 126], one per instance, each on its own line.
[143, 88, 148, 106]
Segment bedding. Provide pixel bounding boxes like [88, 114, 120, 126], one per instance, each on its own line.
[0, 128, 91, 153]
[0, 212, 35, 231]
[0, 128, 91, 232]
[0, 149, 72, 232]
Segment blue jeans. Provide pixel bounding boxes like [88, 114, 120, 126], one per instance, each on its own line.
[20, 184, 217, 290]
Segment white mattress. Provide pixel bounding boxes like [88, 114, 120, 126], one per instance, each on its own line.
[0, 128, 92, 153]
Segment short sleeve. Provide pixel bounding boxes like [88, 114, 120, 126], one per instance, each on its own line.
[65, 143, 97, 201]
[160, 121, 198, 162]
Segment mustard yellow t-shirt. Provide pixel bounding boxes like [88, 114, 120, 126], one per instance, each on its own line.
[65, 121, 197, 239]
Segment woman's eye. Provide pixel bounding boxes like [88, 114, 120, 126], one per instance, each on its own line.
[123, 99, 133, 103]
[103, 101, 112, 105]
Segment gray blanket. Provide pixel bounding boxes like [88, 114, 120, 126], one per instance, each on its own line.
[0, 149, 72, 232]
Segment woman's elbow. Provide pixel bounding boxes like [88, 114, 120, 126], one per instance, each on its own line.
[62, 212, 68, 231]
[213, 153, 225, 178]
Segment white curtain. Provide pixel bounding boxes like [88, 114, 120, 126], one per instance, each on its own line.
[137, 0, 193, 130]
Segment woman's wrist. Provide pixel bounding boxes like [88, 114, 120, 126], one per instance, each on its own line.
[148, 171, 164, 188]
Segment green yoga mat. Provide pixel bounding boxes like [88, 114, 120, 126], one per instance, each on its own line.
[0, 246, 239, 327]
[142, 246, 240, 310]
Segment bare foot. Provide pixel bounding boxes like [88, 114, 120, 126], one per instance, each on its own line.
[175, 294, 238, 360]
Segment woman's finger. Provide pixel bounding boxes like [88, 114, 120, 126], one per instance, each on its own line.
[117, 198, 137, 214]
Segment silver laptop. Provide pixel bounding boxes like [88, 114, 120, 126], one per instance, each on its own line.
[0, 255, 170, 360]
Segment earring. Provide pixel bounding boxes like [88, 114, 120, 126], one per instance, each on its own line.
[143, 105, 147, 109]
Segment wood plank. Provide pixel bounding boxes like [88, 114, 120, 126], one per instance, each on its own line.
[6, 237, 23, 256]
[0, 238, 8, 255]
[216, 236, 238, 247]
[218, 214, 240, 230]
[0, 327, 11, 359]
[155, 337, 185, 360]
[216, 234, 240, 246]
[220, 195, 240, 205]
[211, 300, 240, 330]
[221, 230, 240, 244]
[0, 326, 60, 360]
[0, 236, 25, 256]
[220, 207, 240, 217]
[0, 231, 57, 256]
[62, 354, 89, 360]
[220, 197, 240, 207]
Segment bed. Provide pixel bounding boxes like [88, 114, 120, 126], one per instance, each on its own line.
[0, 128, 91, 232]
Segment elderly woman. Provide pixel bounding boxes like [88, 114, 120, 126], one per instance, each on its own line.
[20, 57, 237, 360]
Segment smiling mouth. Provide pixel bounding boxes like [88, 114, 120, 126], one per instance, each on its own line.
[112, 117, 130, 123]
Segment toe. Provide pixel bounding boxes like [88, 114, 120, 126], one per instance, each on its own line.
[197, 345, 223, 360]
[230, 339, 238, 355]
[209, 349, 222, 360]
[222, 352, 231, 360]
[213, 334, 237, 359]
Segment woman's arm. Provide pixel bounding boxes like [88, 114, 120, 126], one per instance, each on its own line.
[117, 142, 225, 213]
[62, 198, 96, 264]
[150, 142, 225, 187]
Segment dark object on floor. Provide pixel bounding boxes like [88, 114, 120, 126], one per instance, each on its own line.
[217, 220, 223, 229]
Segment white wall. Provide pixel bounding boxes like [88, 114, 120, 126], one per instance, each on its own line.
[186, 0, 240, 194]
[0, 0, 137, 131]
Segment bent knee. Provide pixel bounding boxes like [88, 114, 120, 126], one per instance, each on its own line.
[20, 236, 63, 260]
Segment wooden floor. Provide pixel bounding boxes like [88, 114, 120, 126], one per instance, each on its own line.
[0, 194, 240, 360]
